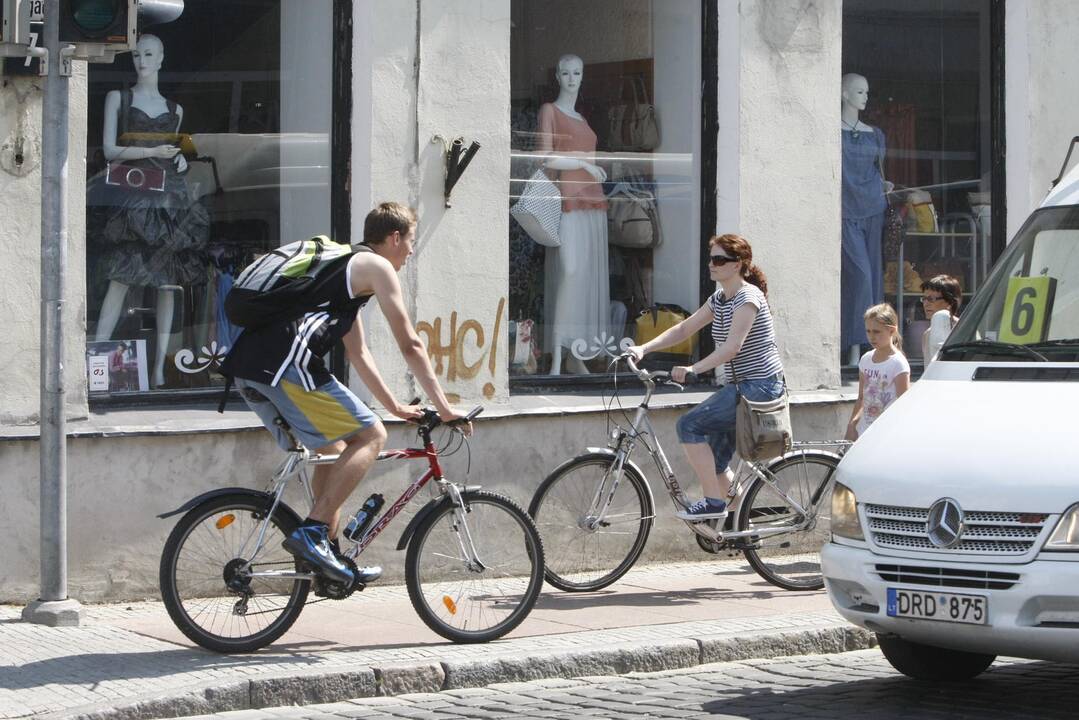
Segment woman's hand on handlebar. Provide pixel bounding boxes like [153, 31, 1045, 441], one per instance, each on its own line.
[624, 345, 645, 362]
[671, 365, 695, 384]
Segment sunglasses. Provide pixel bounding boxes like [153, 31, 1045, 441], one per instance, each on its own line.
[921, 295, 944, 303]
[709, 254, 738, 267]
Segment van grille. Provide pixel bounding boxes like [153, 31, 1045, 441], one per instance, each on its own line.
[874, 564, 1021, 590]
[864, 504, 1049, 556]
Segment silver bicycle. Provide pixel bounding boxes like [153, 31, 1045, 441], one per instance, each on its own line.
[529, 355, 848, 592]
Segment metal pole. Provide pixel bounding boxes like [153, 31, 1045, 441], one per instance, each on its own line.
[23, 0, 82, 627]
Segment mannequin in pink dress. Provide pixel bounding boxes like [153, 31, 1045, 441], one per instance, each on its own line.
[539, 54, 610, 375]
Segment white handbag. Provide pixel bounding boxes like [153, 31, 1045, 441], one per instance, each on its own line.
[607, 183, 661, 249]
[607, 77, 660, 152]
[511, 168, 562, 247]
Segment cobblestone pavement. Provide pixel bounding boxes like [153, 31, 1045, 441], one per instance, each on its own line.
[178, 650, 1079, 720]
[0, 561, 859, 719]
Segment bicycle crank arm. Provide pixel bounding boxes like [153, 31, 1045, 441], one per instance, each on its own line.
[717, 524, 808, 541]
[246, 570, 317, 581]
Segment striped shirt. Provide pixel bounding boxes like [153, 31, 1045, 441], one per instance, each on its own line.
[708, 283, 783, 383]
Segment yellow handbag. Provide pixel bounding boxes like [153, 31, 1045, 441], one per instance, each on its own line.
[634, 304, 695, 358]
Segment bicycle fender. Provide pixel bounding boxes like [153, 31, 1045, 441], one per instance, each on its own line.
[395, 496, 449, 551]
[577, 448, 656, 513]
[156, 487, 300, 527]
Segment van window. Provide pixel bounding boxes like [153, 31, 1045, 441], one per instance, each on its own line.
[942, 206, 1079, 362]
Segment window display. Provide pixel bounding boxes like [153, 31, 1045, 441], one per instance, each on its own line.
[84, 0, 334, 396]
[509, 0, 701, 379]
[842, 0, 998, 365]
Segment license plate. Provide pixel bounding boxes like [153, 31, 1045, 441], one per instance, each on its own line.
[886, 588, 988, 625]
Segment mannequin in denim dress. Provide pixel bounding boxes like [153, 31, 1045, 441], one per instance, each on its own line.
[93, 34, 209, 387]
[841, 73, 893, 365]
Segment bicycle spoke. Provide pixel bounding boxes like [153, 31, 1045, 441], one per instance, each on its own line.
[738, 454, 837, 591]
[530, 457, 651, 591]
[408, 493, 542, 642]
[161, 497, 308, 652]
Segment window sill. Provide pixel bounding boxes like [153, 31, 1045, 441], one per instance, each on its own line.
[0, 386, 856, 441]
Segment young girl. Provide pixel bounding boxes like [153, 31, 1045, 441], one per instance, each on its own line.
[845, 303, 910, 440]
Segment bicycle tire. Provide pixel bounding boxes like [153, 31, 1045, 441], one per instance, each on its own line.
[160, 493, 309, 653]
[528, 453, 653, 592]
[405, 490, 544, 643]
[736, 451, 840, 591]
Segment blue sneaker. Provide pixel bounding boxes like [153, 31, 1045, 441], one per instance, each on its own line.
[283, 524, 354, 585]
[676, 498, 728, 521]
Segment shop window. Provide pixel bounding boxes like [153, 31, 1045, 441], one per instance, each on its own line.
[841, 0, 998, 366]
[83, 0, 334, 397]
[508, 0, 702, 380]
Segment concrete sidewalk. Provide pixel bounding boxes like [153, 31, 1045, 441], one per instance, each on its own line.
[0, 560, 874, 720]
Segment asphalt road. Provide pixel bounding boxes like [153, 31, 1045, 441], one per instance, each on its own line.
[178, 648, 1079, 719]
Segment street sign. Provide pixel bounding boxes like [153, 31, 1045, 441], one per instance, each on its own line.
[1, 0, 43, 74]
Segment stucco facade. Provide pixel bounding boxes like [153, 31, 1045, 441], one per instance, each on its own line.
[2, 0, 1076, 602]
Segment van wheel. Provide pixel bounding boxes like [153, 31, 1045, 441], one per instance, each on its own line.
[877, 634, 996, 680]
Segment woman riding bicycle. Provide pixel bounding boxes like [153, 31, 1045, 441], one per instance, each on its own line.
[627, 233, 784, 521]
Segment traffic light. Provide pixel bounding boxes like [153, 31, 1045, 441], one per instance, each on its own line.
[59, 0, 134, 48]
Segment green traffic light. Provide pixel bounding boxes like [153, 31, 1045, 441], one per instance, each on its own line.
[71, 0, 119, 34]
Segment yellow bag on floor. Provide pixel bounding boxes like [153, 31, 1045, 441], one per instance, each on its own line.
[634, 304, 695, 358]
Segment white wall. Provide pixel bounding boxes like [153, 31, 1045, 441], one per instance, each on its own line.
[0, 68, 89, 423]
[735, 0, 842, 390]
[1007, 0, 1079, 241]
[353, 0, 511, 407]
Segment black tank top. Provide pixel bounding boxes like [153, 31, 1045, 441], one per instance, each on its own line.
[221, 244, 374, 391]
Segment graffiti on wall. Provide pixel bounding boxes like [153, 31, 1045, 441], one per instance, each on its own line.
[416, 297, 505, 400]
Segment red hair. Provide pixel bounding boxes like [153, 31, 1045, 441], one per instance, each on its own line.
[709, 234, 769, 296]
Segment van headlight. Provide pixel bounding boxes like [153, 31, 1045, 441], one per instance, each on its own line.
[1045, 504, 1079, 551]
[831, 482, 864, 540]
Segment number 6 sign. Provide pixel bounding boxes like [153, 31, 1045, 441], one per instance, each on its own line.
[999, 276, 1057, 344]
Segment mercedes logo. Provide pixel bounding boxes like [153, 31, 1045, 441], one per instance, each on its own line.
[926, 498, 965, 548]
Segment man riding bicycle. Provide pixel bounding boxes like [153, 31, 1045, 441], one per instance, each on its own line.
[221, 202, 472, 586]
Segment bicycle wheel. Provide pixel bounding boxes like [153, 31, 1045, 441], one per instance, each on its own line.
[160, 493, 309, 653]
[406, 490, 544, 643]
[736, 451, 839, 591]
[528, 453, 653, 592]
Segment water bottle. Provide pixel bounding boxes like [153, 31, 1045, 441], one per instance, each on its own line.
[343, 493, 385, 542]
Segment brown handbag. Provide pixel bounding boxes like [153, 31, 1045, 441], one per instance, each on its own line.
[730, 363, 792, 462]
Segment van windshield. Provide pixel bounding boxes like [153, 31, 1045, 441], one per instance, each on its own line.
[942, 205, 1079, 362]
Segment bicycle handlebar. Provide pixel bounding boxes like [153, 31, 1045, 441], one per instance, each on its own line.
[411, 405, 483, 433]
[622, 354, 696, 387]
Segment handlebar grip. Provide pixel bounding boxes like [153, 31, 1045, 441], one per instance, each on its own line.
[408, 397, 422, 406]
[464, 406, 483, 422]
[684, 371, 698, 384]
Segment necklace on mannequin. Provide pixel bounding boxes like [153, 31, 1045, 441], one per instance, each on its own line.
[842, 118, 861, 141]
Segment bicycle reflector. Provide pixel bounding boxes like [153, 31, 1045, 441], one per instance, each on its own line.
[442, 596, 458, 615]
[215, 514, 236, 530]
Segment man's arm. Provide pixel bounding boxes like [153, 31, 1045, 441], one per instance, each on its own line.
[358, 254, 463, 421]
[340, 312, 419, 421]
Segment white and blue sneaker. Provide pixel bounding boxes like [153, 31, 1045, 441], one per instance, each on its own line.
[283, 524, 354, 585]
[676, 498, 728, 521]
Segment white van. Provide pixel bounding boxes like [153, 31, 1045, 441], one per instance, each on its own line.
[821, 153, 1079, 680]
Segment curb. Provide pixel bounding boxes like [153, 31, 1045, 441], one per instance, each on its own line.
[50, 625, 877, 720]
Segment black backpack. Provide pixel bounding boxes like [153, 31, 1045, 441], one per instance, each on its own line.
[224, 235, 356, 330]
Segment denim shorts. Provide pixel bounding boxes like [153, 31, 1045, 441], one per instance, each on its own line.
[235, 366, 380, 451]
[676, 372, 785, 472]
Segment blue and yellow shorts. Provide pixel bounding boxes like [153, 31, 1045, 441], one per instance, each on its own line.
[235, 367, 380, 451]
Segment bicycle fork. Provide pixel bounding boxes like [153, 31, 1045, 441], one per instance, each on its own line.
[442, 482, 487, 573]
